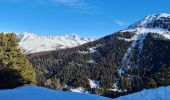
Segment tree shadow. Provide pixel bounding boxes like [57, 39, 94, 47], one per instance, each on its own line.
[0, 68, 23, 89]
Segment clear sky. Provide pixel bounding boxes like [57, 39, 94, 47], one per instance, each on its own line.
[0, 0, 170, 38]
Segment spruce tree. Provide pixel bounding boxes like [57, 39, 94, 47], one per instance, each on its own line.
[0, 33, 36, 89]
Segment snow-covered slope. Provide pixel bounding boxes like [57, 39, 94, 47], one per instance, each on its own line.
[129, 13, 170, 30]
[18, 32, 94, 54]
[123, 13, 170, 40]
[119, 13, 170, 74]
[115, 86, 170, 100]
[0, 86, 111, 100]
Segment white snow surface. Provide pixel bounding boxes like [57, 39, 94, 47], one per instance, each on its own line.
[18, 32, 94, 54]
[129, 13, 170, 29]
[88, 79, 100, 88]
[78, 51, 89, 54]
[89, 47, 97, 53]
[87, 60, 96, 64]
[119, 29, 149, 74]
[122, 13, 170, 41]
[70, 87, 86, 93]
[121, 28, 170, 40]
[115, 86, 170, 100]
[0, 86, 111, 100]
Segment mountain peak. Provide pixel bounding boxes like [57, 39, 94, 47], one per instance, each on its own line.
[18, 32, 39, 42]
[18, 32, 94, 53]
[155, 13, 170, 17]
[129, 13, 170, 31]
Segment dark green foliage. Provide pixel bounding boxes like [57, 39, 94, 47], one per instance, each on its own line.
[0, 33, 36, 89]
[119, 76, 129, 90]
[28, 31, 170, 98]
[146, 78, 157, 88]
[91, 88, 104, 96]
[152, 65, 170, 86]
[0, 68, 22, 89]
[147, 17, 170, 30]
[103, 90, 128, 99]
[29, 32, 134, 89]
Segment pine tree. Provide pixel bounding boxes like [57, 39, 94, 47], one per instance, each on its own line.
[0, 33, 36, 89]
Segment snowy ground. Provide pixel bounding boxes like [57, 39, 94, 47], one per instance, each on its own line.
[115, 86, 170, 100]
[0, 86, 111, 100]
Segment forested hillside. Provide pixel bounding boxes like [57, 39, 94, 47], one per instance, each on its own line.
[28, 14, 170, 98]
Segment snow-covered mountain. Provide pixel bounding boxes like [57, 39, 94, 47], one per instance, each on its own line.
[18, 32, 94, 54]
[129, 13, 170, 30]
[0, 86, 111, 100]
[115, 86, 170, 100]
[29, 13, 170, 98]
[119, 13, 170, 74]
[18, 14, 170, 54]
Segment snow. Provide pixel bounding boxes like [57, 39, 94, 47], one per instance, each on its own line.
[64, 85, 89, 94]
[87, 60, 96, 64]
[88, 79, 100, 88]
[114, 86, 170, 100]
[117, 37, 134, 42]
[107, 83, 126, 92]
[124, 13, 170, 40]
[158, 13, 170, 17]
[136, 33, 148, 68]
[119, 14, 170, 73]
[65, 79, 100, 93]
[122, 28, 170, 40]
[78, 51, 89, 54]
[18, 32, 94, 54]
[89, 47, 97, 53]
[0, 86, 111, 100]
[108, 89, 127, 93]
[120, 27, 170, 74]
[119, 32, 144, 74]
[119, 27, 168, 74]
[79, 46, 99, 54]
[119, 35, 138, 74]
[129, 13, 170, 29]
[70, 87, 86, 93]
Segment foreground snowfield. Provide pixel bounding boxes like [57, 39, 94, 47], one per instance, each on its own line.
[115, 86, 170, 100]
[0, 86, 111, 100]
[0, 86, 170, 100]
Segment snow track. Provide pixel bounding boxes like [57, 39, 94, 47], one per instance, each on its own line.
[119, 32, 148, 74]
[120, 27, 170, 74]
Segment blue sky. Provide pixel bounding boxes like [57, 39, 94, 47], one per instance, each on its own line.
[0, 0, 170, 38]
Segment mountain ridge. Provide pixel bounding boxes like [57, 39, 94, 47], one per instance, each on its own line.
[28, 13, 170, 98]
[17, 32, 94, 53]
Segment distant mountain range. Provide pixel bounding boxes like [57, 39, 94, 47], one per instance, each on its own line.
[17, 32, 94, 53]
[29, 13, 170, 98]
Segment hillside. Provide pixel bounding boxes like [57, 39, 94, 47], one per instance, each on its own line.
[0, 86, 111, 100]
[28, 13, 170, 98]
